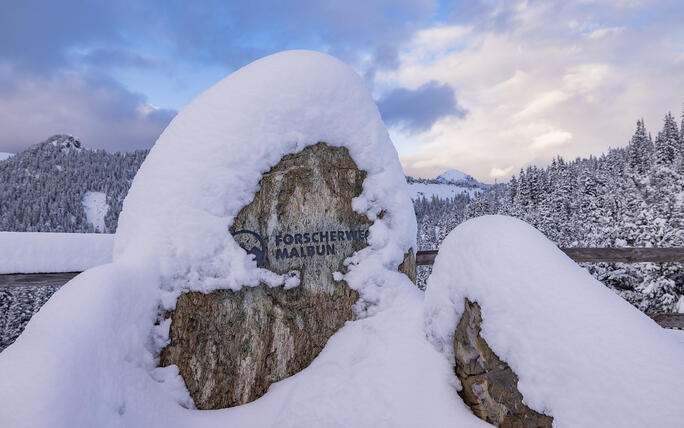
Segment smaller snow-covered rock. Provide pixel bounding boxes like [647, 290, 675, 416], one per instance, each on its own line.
[454, 299, 553, 427]
[425, 215, 684, 428]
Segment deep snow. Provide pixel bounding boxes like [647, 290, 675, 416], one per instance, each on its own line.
[424, 215, 684, 428]
[0, 232, 113, 274]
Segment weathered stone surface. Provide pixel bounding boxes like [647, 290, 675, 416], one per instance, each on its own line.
[398, 248, 416, 284]
[161, 142, 413, 410]
[454, 299, 553, 427]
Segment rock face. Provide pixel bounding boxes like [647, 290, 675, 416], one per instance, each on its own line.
[161, 143, 415, 409]
[454, 299, 553, 427]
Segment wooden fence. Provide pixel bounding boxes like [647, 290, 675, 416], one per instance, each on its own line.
[1, 248, 683, 288]
[1, 247, 682, 329]
[415, 247, 684, 265]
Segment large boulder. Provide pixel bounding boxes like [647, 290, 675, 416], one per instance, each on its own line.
[454, 299, 553, 427]
[160, 142, 415, 409]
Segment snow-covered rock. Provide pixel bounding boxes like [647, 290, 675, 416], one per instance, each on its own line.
[160, 142, 409, 409]
[424, 215, 684, 428]
[0, 51, 481, 428]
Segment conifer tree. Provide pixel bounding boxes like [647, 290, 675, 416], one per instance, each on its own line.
[654, 113, 679, 166]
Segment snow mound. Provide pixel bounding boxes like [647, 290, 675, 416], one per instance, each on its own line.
[0, 232, 113, 274]
[0, 51, 481, 428]
[424, 215, 684, 428]
[82, 191, 109, 232]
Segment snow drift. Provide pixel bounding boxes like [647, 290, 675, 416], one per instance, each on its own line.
[424, 215, 684, 428]
[0, 232, 113, 274]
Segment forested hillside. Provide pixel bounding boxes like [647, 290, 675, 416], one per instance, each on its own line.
[419, 112, 684, 312]
[0, 135, 147, 233]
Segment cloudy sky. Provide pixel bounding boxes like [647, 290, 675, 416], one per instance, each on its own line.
[1, 0, 683, 182]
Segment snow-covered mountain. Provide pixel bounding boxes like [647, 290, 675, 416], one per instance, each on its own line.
[46, 134, 82, 152]
[0, 135, 147, 232]
[406, 169, 489, 201]
[436, 169, 479, 185]
[0, 152, 13, 162]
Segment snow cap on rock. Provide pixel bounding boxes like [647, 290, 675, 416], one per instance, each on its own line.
[114, 49, 416, 302]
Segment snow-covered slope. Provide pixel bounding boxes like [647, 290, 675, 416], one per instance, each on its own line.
[0, 232, 113, 274]
[0, 152, 12, 162]
[82, 191, 109, 232]
[424, 216, 684, 427]
[407, 169, 488, 201]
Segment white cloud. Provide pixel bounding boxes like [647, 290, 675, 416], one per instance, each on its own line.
[489, 165, 514, 178]
[0, 66, 174, 152]
[530, 130, 573, 150]
[586, 26, 625, 39]
[411, 25, 472, 53]
[379, 0, 684, 182]
[513, 90, 570, 120]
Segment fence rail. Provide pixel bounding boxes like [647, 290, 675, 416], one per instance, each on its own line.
[1, 248, 682, 329]
[1, 248, 683, 288]
[0, 272, 79, 288]
[415, 247, 684, 266]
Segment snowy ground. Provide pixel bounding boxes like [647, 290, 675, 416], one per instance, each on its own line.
[82, 191, 109, 232]
[0, 286, 59, 352]
[0, 152, 12, 162]
[0, 232, 113, 274]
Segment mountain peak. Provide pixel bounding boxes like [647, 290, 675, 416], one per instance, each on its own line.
[436, 169, 477, 184]
[45, 134, 82, 152]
